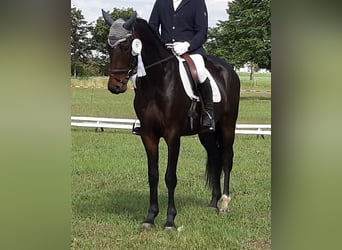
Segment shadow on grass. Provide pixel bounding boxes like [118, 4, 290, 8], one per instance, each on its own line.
[73, 188, 210, 222]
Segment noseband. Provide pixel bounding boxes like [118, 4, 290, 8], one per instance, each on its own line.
[109, 62, 137, 85]
[108, 36, 137, 85]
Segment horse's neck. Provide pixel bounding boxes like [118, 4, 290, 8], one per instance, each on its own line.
[135, 23, 171, 66]
[135, 22, 177, 90]
[141, 42, 170, 66]
[139, 43, 172, 85]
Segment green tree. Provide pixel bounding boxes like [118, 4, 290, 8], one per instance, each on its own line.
[71, 7, 92, 77]
[206, 0, 271, 80]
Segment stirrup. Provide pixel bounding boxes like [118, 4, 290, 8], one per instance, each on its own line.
[200, 112, 215, 133]
[132, 123, 141, 135]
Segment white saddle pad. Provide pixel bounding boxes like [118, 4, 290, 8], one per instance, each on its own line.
[177, 56, 221, 103]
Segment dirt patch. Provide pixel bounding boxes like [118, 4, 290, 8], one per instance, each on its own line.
[244, 239, 271, 249]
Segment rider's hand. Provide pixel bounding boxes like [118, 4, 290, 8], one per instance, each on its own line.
[173, 41, 190, 55]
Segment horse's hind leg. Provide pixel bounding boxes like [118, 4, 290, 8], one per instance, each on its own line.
[198, 132, 222, 210]
[219, 125, 235, 214]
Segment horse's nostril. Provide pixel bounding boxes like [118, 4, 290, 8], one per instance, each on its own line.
[108, 84, 125, 94]
[108, 85, 118, 94]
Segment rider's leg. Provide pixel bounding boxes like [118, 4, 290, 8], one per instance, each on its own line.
[190, 54, 215, 132]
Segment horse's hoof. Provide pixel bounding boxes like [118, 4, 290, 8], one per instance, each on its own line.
[164, 226, 177, 231]
[141, 222, 155, 230]
[218, 207, 229, 215]
[163, 221, 176, 231]
[218, 195, 231, 215]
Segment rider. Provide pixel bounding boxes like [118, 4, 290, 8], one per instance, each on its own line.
[149, 0, 215, 132]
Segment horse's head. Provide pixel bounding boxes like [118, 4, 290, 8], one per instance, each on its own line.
[102, 10, 137, 94]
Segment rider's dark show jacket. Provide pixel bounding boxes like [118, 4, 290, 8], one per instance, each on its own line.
[149, 0, 208, 57]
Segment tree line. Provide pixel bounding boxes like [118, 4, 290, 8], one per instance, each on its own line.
[71, 0, 270, 80]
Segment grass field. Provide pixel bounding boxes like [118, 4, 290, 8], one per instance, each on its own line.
[71, 72, 271, 91]
[71, 73, 271, 249]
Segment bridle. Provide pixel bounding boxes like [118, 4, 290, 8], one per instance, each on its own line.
[108, 36, 137, 85]
[109, 60, 137, 85]
[108, 35, 175, 85]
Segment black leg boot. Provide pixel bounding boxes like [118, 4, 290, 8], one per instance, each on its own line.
[197, 78, 215, 132]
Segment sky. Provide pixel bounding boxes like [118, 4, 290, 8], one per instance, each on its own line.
[71, 0, 231, 28]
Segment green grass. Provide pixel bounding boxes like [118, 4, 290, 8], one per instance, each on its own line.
[238, 72, 271, 90]
[71, 73, 271, 249]
[71, 72, 271, 91]
[238, 94, 271, 124]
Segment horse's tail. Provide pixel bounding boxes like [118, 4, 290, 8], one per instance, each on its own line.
[205, 130, 223, 189]
[205, 158, 222, 189]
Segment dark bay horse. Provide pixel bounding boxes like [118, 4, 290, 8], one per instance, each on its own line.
[102, 11, 240, 230]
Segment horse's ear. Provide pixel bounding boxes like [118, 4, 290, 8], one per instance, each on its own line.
[102, 9, 113, 26]
[123, 11, 137, 31]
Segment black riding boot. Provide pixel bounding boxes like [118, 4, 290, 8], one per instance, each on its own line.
[197, 78, 215, 132]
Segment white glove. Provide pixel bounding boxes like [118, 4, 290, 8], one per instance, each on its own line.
[173, 41, 190, 55]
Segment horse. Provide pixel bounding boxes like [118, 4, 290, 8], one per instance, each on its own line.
[102, 11, 240, 230]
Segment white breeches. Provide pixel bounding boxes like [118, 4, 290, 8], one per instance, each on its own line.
[189, 54, 209, 83]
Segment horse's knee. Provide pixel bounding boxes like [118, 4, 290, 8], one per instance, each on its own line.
[165, 173, 177, 189]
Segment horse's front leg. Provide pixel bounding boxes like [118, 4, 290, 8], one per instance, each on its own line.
[141, 135, 160, 229]
[164, 135, 181, 230]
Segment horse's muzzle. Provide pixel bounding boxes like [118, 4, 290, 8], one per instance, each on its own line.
[107, 82, 127, 94]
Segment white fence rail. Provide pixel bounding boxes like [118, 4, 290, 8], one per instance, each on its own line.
[71, 116, 271, 136]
